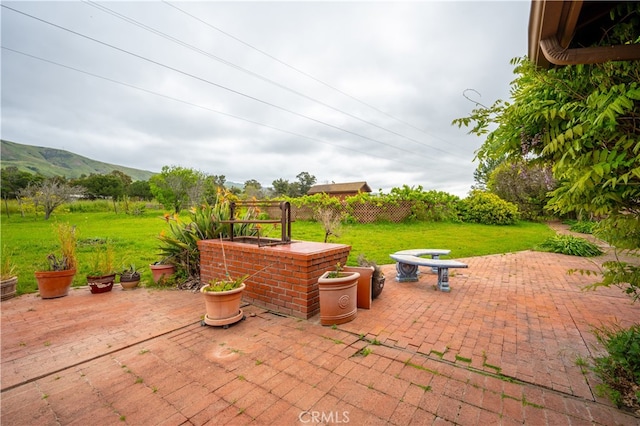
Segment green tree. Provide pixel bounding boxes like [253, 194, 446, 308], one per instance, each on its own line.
[1, 167, 43, 217]
[243, 179, 264, 199]
[127, 180, 152, 200]
[453, 51, 639, 298]
[296, 172, 317, 196]
[271, 178, 290, 197]
[149, 166, 206, 213]
[487, 162, 556, 220]
[21, 177, 86, 220]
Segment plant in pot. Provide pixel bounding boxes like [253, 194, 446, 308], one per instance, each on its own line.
[199, 235, 271, 328]
[317, 262, 360, 326]
[343, 254, 385, 309]
[34, 223, 77, 299]
[200, 274, 249, 328]
[86, 240, 117, 294]
[1, 248, 18, 301]
[149, 259, 176, 284]
[356, 254, 385, 299]
[119, 263, 141, 290]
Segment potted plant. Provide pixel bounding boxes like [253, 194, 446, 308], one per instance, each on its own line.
[34, 223, 77, 299]
[200, 274, 248, 327]
[149, 260, 175, 284]
[86, 240, 117, 294]
[118, 264, 141, 290]
[317, 262, 359, 326]
[356, 254, 385, 299]
[1, 248, 18, 301]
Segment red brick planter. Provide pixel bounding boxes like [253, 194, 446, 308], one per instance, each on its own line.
[198, 239, 351, 319]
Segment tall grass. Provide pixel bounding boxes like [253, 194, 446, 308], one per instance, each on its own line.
[1, 205, 556, 295]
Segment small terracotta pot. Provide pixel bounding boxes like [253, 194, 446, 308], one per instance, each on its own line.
[150, 264, 175, 283]
[35, 269, 76, 299]
[318, 271, 359, 326]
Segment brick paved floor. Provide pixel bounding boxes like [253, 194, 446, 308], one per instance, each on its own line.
[2, 226, 639, 425]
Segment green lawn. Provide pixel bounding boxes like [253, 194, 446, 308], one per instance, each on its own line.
[1, 209, 555, 295]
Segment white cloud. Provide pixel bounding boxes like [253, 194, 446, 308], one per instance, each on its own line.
[1, 1, 530, 196]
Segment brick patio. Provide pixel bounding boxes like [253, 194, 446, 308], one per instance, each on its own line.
[2, 224, 639, 425]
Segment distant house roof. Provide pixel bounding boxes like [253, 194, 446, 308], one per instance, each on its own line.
[307, 181, 371, 195]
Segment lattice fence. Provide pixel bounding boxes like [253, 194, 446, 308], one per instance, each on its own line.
[263, 201, 415, 223]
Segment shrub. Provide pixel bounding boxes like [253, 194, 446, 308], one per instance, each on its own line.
[536, 234, 603, 257]
[591, 323, 640, 415]
[567, 220, 597, 234]
[458, 190, 519, 225]
[488, 161, 556, 220]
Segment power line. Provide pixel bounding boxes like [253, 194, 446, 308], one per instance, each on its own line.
[2, 3, 451, 162]
[1, 45, 430, 170]
[163, 0, 459, 146]
[83, 0, 461, 159]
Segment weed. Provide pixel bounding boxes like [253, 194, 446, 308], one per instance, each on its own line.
[139, 349, 149, 355]
[430, 350, 445, 359]
[42, 394, 49, 399]
[522, 395, 544, 409]
[414, 383, 432, 392]
[135, 377, 143, 384]
[455, 354, 472, 363]
[255, 359, 264, 365]
[353, 347, 372, 357]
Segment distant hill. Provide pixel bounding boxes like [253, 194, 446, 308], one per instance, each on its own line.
[0, 140, 246, 188]
[1, 140, 156, 181]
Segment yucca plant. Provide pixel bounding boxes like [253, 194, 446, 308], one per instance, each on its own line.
[157, 191, 259, 286]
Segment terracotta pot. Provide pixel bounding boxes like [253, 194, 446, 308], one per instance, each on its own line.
[201, 283, 246, 327]
[35, 269, 76, 299]
[87, 273, 116, 294]
[1, 276, 18, 301]
[150, 264, 175, 283]
[343, 266, 373, 309]
[318, 271, 359, 326]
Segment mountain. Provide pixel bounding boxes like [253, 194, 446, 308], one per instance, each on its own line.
[1, 140, 155, 181]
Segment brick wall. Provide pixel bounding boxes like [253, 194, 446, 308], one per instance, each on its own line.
[198, 239, 351, 319]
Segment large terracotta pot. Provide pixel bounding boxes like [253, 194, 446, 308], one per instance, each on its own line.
[318, 271, 359, 326]
[201, 283, 245, 327]
[87, 273, 116, 294]
[35, 269, 76, 299]
[150, 264, 175, 283]
[1, 276, 18, 301]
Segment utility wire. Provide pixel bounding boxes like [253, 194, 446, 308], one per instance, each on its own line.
[2, 3, 449, 162]
[163, 0, 458, 146]
[84, 0, 460, 158]
[2, 45, 430, 170]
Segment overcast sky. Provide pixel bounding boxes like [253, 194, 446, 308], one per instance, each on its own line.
[1, 1, 530, 196]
